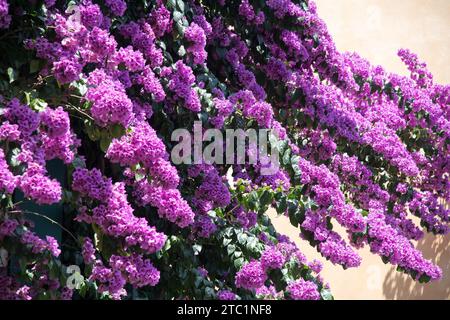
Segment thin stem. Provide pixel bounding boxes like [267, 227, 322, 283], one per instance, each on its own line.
[69, 94, 86, 100]
[10, 210, 79, 245]
[65, 103, 94, 121]
[11, 200, 24, 208]
[226, 204, 241, 216]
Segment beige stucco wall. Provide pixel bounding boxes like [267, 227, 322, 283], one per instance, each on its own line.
[271, 0, 450, 300]
[315, 0, 450, 83]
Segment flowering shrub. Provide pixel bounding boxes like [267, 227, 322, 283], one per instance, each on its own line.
[0, 0, 448, 300]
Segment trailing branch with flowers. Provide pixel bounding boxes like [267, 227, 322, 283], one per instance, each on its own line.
[0, 0, 448, 300]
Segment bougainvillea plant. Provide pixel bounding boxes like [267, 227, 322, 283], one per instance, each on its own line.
[0, 0, 448, 300]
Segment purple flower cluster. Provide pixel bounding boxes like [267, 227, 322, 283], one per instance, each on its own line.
[184, 22, 207, 65]
[255, 168, 291, 191]
[149, 4, 172, 38]
[260, 247, 285, 271]
[119, 20, 163, 67]
[409, 192, 449, 235]
[106, 121, 166, 168]
[86, 72, 133, 127]
[238, 0, 265, 25]
[255, 285, 280, 299]
[210, 96, 234, 128]
[109, 254, 160, 287]
[217, 290, 236, 300]
[234, 208, 257, 230]
[5, 98, 40, 137]
[40, 107, 70, 138]
[280, 30, 309, 60]
[286, 279, 321, 300]
[79, 1, 104, 29]
[40, 107, 78, 164]
[0, 219, 18, 239]
[398, 48, 433, 88]
[105, 0, 127, 17]
[235, 261, 267, 290]
[193, 215, 217, 238]
[90, 263, 127, 299]
[230, 90, 274, 128]
[193, 15, 212, 37]
[82, 237, 96, 264]
[331, 154, 389, 210]
[53, 58, 82, 84]
[105, 119, 194, 228]
[134, 181, 195, 228]
[301, 210, 362, 268]
[362, 122, 419, 176]
[21, 231, 61, 257]
[192, 164, 231, 209]
[20, 164, 62, 205]
[0, 121, 20, 141]
[0, 149, 17, 194]
[298, 158, 366, 233]
[135, 66, 166, 102]
[266, 0, 303, 19]
[0, 275, 32, 300]
[0, 0, 10, 29]
[111, 46, 146, 72]
[367, 207, 442, 281]
[71, 166, 167, 296]
[168, 61, 201, 112]
[72, 168, 167, 254]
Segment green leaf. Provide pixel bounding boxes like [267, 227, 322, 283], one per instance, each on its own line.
[78, 281, 88, 298]
[29, 60, 40, 74]
[259, 189, 273, 207]
[135, 172, 146, 182]
[237, 233, 248, 245]
[177, 0, 185, 12]
[283, 148, 291, 165]
[289, 211, 299, 228]
[234, 257, 244, 269]
[72, 80, 88, 96]
[320, 288, 334, 300]
[275, 195, 287, 214]
[173, 11, 183, 22]
[224, 227, 234, 238]
[246, 237, 258, 251]
[7, 67, 18, 83]
[291, 160, 301, 177]
[99, 135, 112, 153]
[30, 98, 48, 112]
[175, 20, 186, 36]
[194, 276, 203, 288]
[110, 124, 125, 139]
[205, 287, 215, 298]
[227, 244, 236, 256]
[192, 244, 202, 255]
[10, 148, 22, 167]
[177, 45, 186, 57]
[167, 0, 176, 8]
[223, 237, 232, 246]
[72, 156, 86, 169]
[234, 250, 242, 258]
[48, 261, 59, 280]
[419, 274, 431, 284]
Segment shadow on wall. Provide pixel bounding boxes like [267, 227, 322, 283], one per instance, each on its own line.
[383, 233, 450, 300]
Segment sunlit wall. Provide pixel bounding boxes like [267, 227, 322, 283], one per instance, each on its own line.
[272, 0, 450, 300]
